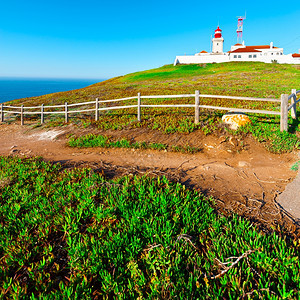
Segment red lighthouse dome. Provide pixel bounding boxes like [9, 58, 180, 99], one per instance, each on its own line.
[214, 26, 222, 38]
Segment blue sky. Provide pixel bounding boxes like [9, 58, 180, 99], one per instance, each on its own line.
[0, 0, 299, 79]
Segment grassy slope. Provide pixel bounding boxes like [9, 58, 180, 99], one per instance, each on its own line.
[2, 64, 300, 298]
[1, 157, 300, 298]
[9, 62, 300, 153]
[10, 62, 300, 106]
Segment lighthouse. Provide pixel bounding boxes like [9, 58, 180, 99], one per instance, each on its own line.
[212, 26, 224, 54]
[174, 18, 300, 65]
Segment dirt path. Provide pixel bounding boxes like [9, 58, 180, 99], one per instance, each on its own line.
[1, 123, 299, 233]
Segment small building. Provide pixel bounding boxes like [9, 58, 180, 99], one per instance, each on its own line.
[228, 42, 284, 62]
[174, 26, 300, 65]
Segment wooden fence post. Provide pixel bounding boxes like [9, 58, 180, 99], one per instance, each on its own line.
[21, 105, 24, 126]
[95, 98, 99, 121]
[137, 92, 141, 122]
[65, 102, 68, 123]
[0, 103, 3, 123]
[41, 104, 44, 124]
[291, 89, 297, 120]
[195, 90, 200, 124]
[280, 94, 289, 132]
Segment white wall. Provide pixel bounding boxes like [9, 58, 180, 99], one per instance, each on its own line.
[174, 53, 300, 65]
[212, 38, 224, 54]
[228, 52, 299, 64]
[174, 55, 229, 65]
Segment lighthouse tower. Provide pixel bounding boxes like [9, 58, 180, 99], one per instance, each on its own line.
[212, 26, 224, 54]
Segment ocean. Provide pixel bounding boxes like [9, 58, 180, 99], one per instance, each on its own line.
[0, 77, 104, 103]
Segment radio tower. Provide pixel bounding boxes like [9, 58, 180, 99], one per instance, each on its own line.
[236, 15, 246, 44]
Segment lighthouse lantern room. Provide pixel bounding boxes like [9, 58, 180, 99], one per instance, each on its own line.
[212, 26, 224, 54]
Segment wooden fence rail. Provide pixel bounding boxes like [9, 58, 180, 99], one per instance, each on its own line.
[0, 89, 298, 132]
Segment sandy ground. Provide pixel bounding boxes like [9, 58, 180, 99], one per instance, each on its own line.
[0, 123, 299, 233]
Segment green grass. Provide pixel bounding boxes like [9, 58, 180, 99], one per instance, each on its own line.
[291, 160, 300, 171]
[67, 134, 203, 153]
[122, 64, 218, 81]
[171, 144, 201, 154]
[68, 134, 167, 151]
[235, 114, 300, 153]
[67, 109, 300, 153]
[9, 62, 300, 107]
[1, 156, 300, 299]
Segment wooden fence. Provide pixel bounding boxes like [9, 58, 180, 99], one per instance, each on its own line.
[0, 90, 299, 132]
[287, 89, 300, 128]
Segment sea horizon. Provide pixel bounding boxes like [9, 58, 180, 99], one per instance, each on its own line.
[0, 77, 105, 104]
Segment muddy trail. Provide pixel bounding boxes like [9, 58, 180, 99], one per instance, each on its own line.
[1, 123, 299, 235]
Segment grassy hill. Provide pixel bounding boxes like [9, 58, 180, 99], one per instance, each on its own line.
[2, 63, 300, 298]
[10, 62, 300, 106]
[7, 62, 300, 154]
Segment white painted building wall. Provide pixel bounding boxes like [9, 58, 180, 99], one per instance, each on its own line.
[174, 53, 300, 65]
[212, 37, 224, 54]
[174, 54, 229, 65]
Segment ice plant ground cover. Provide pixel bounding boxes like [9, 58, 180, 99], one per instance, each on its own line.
[0, 156, 300, 299]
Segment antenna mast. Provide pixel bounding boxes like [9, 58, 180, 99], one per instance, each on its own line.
[236, 14, 246, 44]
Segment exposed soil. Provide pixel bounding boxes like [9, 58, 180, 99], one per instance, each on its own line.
[1, 123, 299, 235]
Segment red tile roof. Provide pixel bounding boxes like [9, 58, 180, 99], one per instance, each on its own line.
[292, 53, 300, 58]
[230, 47, 262, 53]
[199, 50, 208, 53]
[248, 45, 278, 49]
[229, 45, 279, 53]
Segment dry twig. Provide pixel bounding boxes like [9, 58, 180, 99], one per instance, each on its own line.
[143, 244, 162, 251]
[241, 288, 276, 299]
[175, 234, 198, 250]
[211, 249, 257, 279]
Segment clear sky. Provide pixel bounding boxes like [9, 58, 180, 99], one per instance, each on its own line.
[0, 0, 299, 79]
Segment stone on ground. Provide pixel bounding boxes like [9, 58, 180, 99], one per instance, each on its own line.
[222, 113, 251, 130]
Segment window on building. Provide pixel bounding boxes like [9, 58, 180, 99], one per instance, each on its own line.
[271, 53, 273, 55]
[280, 53, 283, 55]
[249, 55, 252, 58]
[253, 55, 257, 58]
[238, 55, 241, 58]
[276, 52, 279, 55]
[234, 55, 237, 58]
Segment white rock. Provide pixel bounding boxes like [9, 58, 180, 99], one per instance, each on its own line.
[222, 113, 251, 130]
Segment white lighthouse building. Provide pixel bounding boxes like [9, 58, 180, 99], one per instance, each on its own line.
[173, 25, 300, 65]
[212, 26, 224, 54]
